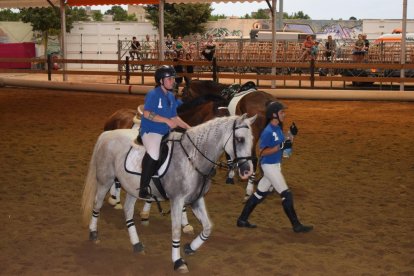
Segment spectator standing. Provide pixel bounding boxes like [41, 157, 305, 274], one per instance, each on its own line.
[353, 34, 365, 62]
[165, 34, 175, 59]
[201, 35, 216, 61]
[324, 35, 337, 61]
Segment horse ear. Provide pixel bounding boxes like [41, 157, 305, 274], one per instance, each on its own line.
[246, 114, 257, 125]
[240, 113, 248, 120]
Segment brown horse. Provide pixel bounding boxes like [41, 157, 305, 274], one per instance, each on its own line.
[183, 79, 277, 200]
[103, 94, 230, 233]
[104, 94, 229, 131]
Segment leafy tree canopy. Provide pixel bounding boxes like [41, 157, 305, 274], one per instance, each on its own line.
[283, 11, 311, 19]
[145, 3, 212, 37]
[105, 5, 136, 21]
[209, 14, 227, 21]
[0, 9, 20, 21]
[349, 16, 357, 20]
[252, 9, 270, 19]
[92, 10, 103, 21]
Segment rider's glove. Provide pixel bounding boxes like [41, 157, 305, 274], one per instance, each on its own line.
[289, 122, 298, 136]
[280, 140, 292, 150]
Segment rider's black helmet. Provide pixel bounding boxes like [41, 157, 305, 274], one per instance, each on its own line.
[155, 65, 176, 85]
[265, 101, 286, 120]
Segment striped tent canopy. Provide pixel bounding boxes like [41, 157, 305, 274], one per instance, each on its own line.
[0, 0, 259, 7]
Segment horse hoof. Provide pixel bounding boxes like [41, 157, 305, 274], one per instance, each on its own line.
[89, 231, 99, 242]
[184, 243, 196, 255]
[133, 242, 145, 253]
[226, 178, 234, 184]
[182, 224, 194, 235]
[107, 196, 117, 206]
[114, 203, 123, 210]
[140, 219, 149, 226]
[174, 258, 189, 273]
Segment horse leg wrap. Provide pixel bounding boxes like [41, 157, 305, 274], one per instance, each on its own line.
[172, 240, 181, 263]
[189, 231, 209, 252]
[126, 219, 139, 245]
[89, 210, 99, 232]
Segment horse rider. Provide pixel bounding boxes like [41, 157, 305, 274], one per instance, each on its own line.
[237, 101, 313, 233]
[139, 66, 191, 199]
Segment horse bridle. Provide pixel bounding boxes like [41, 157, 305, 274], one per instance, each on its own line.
[179, 119, 256, 175]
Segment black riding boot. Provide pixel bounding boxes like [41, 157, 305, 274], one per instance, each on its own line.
[237, 194, 260, 228]
[139, 153, 158, 199]
[281, 190, 313, 233]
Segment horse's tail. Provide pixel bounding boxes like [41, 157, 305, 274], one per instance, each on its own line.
[81, 133, 104, 226]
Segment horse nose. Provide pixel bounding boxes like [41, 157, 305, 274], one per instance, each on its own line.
[239, 162, 253, 179]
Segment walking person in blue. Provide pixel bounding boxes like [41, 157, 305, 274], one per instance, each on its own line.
[139, 65, 191, 199]
[237, 101, 313, 233]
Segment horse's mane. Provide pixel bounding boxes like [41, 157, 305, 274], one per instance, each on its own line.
[186, 116, 235, 135]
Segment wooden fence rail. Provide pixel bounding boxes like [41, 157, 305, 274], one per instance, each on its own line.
[1, 56, 414, 89]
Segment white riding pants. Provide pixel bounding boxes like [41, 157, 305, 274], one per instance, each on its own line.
[257, 163, 288, 194]
[142, 132, 163, 160]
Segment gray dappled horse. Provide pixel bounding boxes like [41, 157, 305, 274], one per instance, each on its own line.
[81, 115, 256, 273]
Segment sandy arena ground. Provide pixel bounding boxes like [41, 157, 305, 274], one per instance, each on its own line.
[1, 84, 413, 275]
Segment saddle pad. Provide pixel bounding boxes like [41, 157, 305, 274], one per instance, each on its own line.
[125, 142, 172, 177]
[227, 89, 256, 116]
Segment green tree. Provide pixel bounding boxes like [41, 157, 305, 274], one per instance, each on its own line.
[19, 6, 80, 57]
[0, 9, 20, 21]
[69, 7, 90, 22]
[104, 5, 136, 21]
[349, 16, 357, 20]
[252, 9, 270, 19]
[145, 3, 212, 37]
[92, 10, 103, 21]
[209, 14, 226, 21]
[283, 11, 311, 19]
[242, 13, 252, 19]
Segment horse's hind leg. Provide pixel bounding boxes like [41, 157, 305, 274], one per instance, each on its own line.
[184, 197, 212, 256]
[88, 184, 110, 242]
[124, 194, 144, 253]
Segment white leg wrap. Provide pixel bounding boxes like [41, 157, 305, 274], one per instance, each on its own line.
[190, 232, 209, 251]
[181, 207, 189, 226]
[109, 184, 116, 197]
[228, 169, 235, 179]
[172, 240, 181, 262]
[127, 220, 139, 245]
[115, 187, 121, 202]
[245, 182, 254, 196]
[142, 201, 152, 212]
[89, 211, 99, 231]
